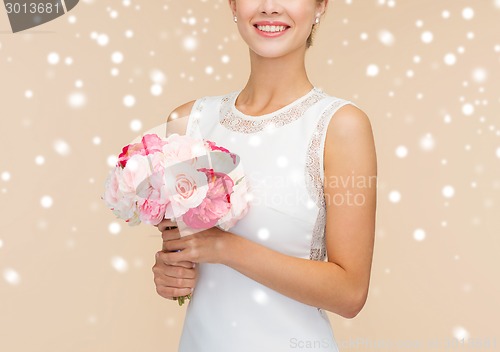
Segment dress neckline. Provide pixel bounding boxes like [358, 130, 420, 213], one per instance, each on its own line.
[231, 87, 320, 120]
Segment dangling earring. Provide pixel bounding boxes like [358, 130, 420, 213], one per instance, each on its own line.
[233, 15, 237, 23]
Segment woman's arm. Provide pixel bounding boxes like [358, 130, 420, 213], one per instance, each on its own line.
[223, 104, 377, 318]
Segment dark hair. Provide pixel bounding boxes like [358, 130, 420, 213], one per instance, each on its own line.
[306, 25, 317, 49]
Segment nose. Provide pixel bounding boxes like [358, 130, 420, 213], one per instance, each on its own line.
[259, 0, 282, 15]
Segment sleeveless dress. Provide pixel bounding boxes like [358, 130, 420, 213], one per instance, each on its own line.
[178, 87, 358, 352]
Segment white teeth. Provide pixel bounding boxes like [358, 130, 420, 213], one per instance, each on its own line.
[256, 25, 287, 33]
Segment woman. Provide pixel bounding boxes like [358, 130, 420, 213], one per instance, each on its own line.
[152, 0, 377, 350]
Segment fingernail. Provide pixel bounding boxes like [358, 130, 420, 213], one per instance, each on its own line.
[191, 287, 194, 293]
[192, 263, 196, 268]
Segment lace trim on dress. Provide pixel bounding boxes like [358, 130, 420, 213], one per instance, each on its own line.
[219, 89, 327, 134]
[305, 98, 355, 263]
[305, 98, 355, 313]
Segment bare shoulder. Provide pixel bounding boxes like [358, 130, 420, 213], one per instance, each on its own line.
[327, 103, 373, 139]
[166, 100, 196, 136]
[324, 102, 376, 175]
[166, 100, 196, 122]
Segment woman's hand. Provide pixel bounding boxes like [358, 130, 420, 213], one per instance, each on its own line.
[152, 219, 198, 300]
[161, 223, 234, 265]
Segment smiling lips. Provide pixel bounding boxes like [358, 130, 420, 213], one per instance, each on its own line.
[253, 21, 290, 37]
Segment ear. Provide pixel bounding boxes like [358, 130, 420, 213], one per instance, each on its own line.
[317, 0, 328, 16]
[228, 0, 236, 15]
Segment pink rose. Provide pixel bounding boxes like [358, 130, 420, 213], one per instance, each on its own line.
[102, 167, 139, 222]
[217, 176, 250, 231]
[162, 133, 207, 166]
[164, 162, 209, 218]
[119, 154, 153, 195]
[133, 151, 175, 226]
[117, 143, 143, 168]
[110, 192, 139, 225]
[141, 133, 168, 154]
[182, 169, 233, 229]
[118, 133, 167, 168]
[136, 169, 171, 225]
[138, 198, 169, 226]
[103, 167, 123, 208]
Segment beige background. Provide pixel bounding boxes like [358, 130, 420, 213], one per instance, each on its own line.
[1, 0, 499, 351]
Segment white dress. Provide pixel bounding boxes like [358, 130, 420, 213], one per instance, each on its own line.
[178, 87, 358, 352]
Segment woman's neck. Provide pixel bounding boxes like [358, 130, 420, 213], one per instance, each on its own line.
[236, 48, 314, 112]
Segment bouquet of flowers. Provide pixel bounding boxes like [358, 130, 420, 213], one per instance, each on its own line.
[102, 132, 249, 304]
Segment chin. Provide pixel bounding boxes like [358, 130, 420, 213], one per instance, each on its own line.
[250, 44, 306, 59]
[251, 48, 286, 58]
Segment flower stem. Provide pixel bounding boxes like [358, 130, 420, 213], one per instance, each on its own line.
[175, 294, 192, 306]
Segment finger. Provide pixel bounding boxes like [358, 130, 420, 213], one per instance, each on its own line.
[156, 250, 192, 266]
[162, 240, 180, 252]
[161, 266, 197, 280]
[162, 238, 185, 252]
[161, 229, 181, 242]
[176, 261, 196, 269]
[157, 218, 178, 232]
[156, 285, 192, 300]
[153, 271, 195, 291]
[156, 219, 168, 232]
[154, 271, 196, 288]
[155, 251, 194, 268]
[170, 287, 193, 298]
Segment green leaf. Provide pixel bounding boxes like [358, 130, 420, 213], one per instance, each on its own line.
[234, 176, 245, 186]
